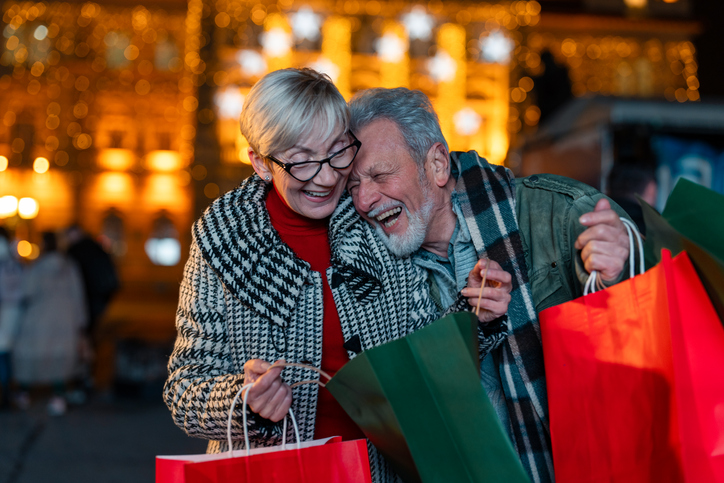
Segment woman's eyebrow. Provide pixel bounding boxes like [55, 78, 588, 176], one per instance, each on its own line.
[288, 133, 347, 155]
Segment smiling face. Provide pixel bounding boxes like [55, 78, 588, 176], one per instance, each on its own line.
[347, 119, 441, 256]
[251, 124, 354, 220]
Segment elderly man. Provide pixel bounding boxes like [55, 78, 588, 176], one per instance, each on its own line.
[347, 87, 632, 483]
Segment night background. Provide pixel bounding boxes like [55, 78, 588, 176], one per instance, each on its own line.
[1, 0, 723, 479]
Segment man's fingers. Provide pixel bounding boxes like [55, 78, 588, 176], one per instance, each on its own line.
[469, 265, 511, 288]
[578, 199, 620, 228]
[594, 198, 611, 212]
[462, 286, 510, 301]
[575, 222, 628, 251]
[484, 268, 512, 286]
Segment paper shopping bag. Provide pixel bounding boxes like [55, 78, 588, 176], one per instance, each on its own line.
[156, 437, 371, 483]
[540, 250, 724, 482]
[325, 312, 529, 483]
[663, 252, 724, 481]
[642, 178, 724, 323]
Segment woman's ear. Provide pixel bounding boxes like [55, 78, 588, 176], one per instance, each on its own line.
[248, 148, 272, 181]
[425, 142, 451, 188]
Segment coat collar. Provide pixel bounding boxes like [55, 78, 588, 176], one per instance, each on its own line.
[193, 175, 385, 326]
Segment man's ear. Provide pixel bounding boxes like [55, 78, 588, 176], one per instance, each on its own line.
[425, 142, 451, 188]
[248, 148, 272, 180]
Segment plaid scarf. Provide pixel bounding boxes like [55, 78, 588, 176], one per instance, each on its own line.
[451, 151, 554, 483]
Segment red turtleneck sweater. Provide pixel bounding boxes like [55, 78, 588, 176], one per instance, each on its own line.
[266, 185, 364, 441]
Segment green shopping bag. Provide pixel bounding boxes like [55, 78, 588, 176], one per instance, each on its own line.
[642, 178, 724, 323]
[326, 312, 529, 483]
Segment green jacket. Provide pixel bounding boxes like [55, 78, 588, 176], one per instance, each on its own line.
[515, 173, 632, 314]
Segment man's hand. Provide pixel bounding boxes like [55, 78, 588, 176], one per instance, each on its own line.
[461, 259, 512, 323]
[575, 198, 630, 282]
[242, 359, 292, 422]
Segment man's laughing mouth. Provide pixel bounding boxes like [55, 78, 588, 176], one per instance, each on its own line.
[371, 206, 402, 228]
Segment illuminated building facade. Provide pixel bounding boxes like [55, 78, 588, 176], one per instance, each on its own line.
[0, 0, 702, 379]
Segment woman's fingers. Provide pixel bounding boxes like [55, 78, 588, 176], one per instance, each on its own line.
[243, 359, 292, 421]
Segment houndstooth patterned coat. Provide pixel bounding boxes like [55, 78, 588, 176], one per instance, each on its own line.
[163, 175, 439, 482]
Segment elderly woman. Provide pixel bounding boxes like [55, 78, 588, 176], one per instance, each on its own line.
[163, 68, 438, 482]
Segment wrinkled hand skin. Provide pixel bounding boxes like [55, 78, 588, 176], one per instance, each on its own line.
[461, 259, 513, 323]
[575, 198, 630, 282]
[243, 359, 292, 422]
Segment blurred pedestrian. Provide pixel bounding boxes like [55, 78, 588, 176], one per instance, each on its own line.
[12, 232, 88, 415]
[607, 163, 658, 235]
[0, 227, 24, 410]
[63, 224, 119, 336]
[63, 224, 119, 396]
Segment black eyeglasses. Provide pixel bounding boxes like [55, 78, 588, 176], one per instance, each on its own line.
[264, 132, 361, 182]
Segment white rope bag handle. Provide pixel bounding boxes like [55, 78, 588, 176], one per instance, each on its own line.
[226, 363, 331, 458]
[584, 218, 645, 296]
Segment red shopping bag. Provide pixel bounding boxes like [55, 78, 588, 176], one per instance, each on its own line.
[156, 437, 371, 483]
[157, 364, 372, 483]
[540, 250, 724, 482]
[664, 253, 724, 481]
[180, 437, 371, 483]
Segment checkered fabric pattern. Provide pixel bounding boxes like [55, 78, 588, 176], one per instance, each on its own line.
[163, 174, 439, 483]
[451, 150, 555, 483]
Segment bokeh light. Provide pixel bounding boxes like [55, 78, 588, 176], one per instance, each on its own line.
[18, 197, 40, 219]
[0, 196, 18, 218]
[33, 157, 50, 174]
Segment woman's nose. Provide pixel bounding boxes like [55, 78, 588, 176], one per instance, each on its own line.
[312, 161, 340, 186]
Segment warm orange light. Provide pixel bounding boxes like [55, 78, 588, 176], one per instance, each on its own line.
[0, 156, 8, 171]
[27, 243, 40, 260]
[98, 172, 133, 196]
[18, 197, 39, 219]
[17, 240, 32, 258]
[33, 157, 50, 173]
[0, 195, 18, 218]
[142, 173, 188, 211]
[97, 148, 135, 171]
[146, 150, 182, 172]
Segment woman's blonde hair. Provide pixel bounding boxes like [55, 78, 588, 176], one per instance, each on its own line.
[239, 68, 349, 159]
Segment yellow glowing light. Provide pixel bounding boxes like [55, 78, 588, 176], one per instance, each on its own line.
[98, 149, 134, 171]
[33, 157, 50, 174]
[146, 151, 183, 172]
[27, 243, 40, 260]
[0, 196, 18, 218]
[98, 172, 133, 197]
[17, 240, 32, 258]
[18, 197, 39, 219]
[0, 156, 8, 171]
[322, 16, 352, 98]
[143, 173, 187, 210]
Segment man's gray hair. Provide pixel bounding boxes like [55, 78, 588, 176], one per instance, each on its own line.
[349, 87, 448, 167]
[239, 68, 349, 158]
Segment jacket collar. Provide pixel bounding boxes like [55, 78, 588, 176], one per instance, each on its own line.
[193, 176, 385, 326]
[193, 176, 310, 327]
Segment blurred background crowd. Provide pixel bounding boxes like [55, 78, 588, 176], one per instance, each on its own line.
[0, 0, 723, 413]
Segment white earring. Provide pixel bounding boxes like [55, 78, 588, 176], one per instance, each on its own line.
[265, 175, 271, 182]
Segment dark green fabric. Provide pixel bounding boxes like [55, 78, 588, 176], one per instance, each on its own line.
[642, 178, 724, 324]
[326, 312, 529, 483]
[514, 175, 632, 314]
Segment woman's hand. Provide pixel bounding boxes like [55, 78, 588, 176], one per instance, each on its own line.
[242, 359, 292, 422]
[461, 259, 512, 323]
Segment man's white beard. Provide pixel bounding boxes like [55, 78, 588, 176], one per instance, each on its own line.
[375, 193, 434, 258]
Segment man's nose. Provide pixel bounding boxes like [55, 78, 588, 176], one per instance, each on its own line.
[353, 180, 378, 214]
